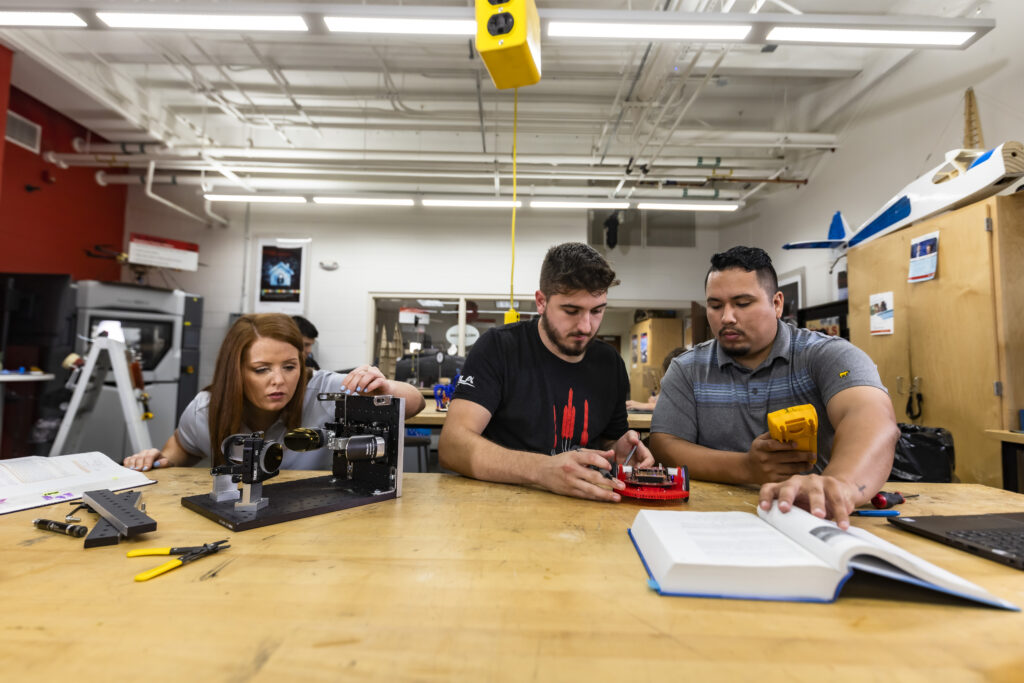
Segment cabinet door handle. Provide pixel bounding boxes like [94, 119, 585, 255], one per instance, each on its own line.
[896, 376, 905, 395]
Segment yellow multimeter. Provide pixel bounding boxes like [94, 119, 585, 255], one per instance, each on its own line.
[767, 404, 818, 454]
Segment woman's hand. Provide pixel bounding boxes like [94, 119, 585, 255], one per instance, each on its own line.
[122, 432, 199, 471]
[123, 448, 171, 472]
[341, 365, 426, 417]
[341, 365, 390, 395]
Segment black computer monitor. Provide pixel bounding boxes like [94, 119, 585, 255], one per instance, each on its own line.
[0, 273, 77, 458]
[0, 273, 76, 370]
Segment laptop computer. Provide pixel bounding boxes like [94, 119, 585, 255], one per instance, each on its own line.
[889, 512, 1024, 570]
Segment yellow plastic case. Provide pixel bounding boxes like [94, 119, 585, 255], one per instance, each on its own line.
[767, 404, 818, 454]
[476, 0, 542, 90]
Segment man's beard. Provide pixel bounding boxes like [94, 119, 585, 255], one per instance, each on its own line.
[717, 329, 751, 358]
[540, 311, 594, 358]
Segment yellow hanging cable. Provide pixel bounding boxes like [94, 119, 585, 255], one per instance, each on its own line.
[504, 87, 520, 325]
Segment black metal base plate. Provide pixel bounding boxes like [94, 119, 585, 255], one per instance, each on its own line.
[181, 475, 396, 531]
[83, 490, 143, 548]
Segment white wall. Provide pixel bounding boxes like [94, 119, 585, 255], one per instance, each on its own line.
[124, 190, 719, 384]
[719, 2, 1024, 308]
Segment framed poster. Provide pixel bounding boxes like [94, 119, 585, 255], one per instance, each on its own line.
[255, 238, 307, 314]
[777, 269, 804, 326]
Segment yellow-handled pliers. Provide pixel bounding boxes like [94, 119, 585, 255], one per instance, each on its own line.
[127, 540, 230, 582]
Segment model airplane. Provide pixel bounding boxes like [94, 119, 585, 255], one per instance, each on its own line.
[784, 140, 1024, 251]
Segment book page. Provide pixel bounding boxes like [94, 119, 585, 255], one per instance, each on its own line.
[844, 526, 1017, 608]
[641, 510, 829, 568]
[0, 452, 121, 485]
[757, 504, 880, 570]
[0, 453, 154, 515]
[758, 504, 1018, 609]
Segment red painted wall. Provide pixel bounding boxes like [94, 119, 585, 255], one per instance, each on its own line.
[0, 87, 126, 280]
[0, 47, 11, 176]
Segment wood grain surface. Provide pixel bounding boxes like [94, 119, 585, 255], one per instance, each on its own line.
[3, 470, 1024, 682]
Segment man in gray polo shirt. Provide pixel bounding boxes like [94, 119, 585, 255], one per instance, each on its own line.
[651, 246, 898, 529]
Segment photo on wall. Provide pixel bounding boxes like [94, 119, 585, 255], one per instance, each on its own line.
[777, 270, 804, 326]
[255, 238, 307, 314]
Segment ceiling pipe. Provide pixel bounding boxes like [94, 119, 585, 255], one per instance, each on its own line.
[54, 153, 796, 184]
[139, 161, 227, 227]
[74, 157, 784, 184]
[95, 171, 745, 200]
[203, 199, 229, 226]
[72, 139, 170, 155]
[738, 166, 788, 201]
[68, 139, 797, 168]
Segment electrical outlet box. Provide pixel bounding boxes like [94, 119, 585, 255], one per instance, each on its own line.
[476, 0, 541, 90]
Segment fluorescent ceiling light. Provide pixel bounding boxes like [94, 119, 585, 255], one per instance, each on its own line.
[0, 11, 86, 27]
[422, 199, 522, 208]
[312, 196, 415, 207]
[97, 12, 308, 32]
[766, 26, 973, 47]
[637, 202, 740, 212]
[548, 21, 750, 41]
[324, 16, 475, 36]
[205, 194, 307, 204]
[530, 200, 631, 210]
[276, 238, 312, 245]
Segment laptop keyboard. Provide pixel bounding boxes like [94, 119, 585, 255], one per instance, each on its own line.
[948, 529, 1024, 558]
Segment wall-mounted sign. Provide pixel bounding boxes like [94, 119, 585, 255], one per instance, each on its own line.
[446, 324, 480, 347]
[128, 233, 199, 271]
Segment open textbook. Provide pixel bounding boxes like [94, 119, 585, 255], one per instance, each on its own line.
[0, 452, 155, 515]
[629, 505, 1018, 610]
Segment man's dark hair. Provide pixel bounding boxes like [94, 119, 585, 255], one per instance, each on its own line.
[539, 242, 620, 296]
[661, 346, 686, 375]
[291, 315, 318, 339]
[705, 246, 778, 295]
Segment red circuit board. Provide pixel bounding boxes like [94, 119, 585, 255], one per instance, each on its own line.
[616, 465, 689, 500]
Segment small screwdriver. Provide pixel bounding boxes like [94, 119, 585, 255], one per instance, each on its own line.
[871, 491, 920, 509]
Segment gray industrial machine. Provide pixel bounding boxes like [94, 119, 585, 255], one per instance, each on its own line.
[72, 281, 201, 462]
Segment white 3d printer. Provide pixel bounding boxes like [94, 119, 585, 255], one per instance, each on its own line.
[70, 281, 201, 462]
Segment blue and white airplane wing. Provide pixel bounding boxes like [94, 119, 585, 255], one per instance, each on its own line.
[782, 211, 849, 250]
[846, 141, 1024, 247]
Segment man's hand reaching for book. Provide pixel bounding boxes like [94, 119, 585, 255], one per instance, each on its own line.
[758, 474, 859, 530]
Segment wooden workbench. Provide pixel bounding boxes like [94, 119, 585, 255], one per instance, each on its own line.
[3, 470, 1024, 680]
[987, 429, 1024, 492]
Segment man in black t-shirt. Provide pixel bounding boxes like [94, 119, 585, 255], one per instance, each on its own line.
[439, 242, 654, 502]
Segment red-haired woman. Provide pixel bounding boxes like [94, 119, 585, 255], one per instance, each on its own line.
[123, 313, 424, 471]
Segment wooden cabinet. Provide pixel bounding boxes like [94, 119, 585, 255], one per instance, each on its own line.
[628, 317, 683, 402]
[848, 195, 1024, 486]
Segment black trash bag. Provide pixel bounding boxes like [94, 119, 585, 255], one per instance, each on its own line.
[888, 423, 955, 483]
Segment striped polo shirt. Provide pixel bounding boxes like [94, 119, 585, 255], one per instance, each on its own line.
[651, 321, 885, 470]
